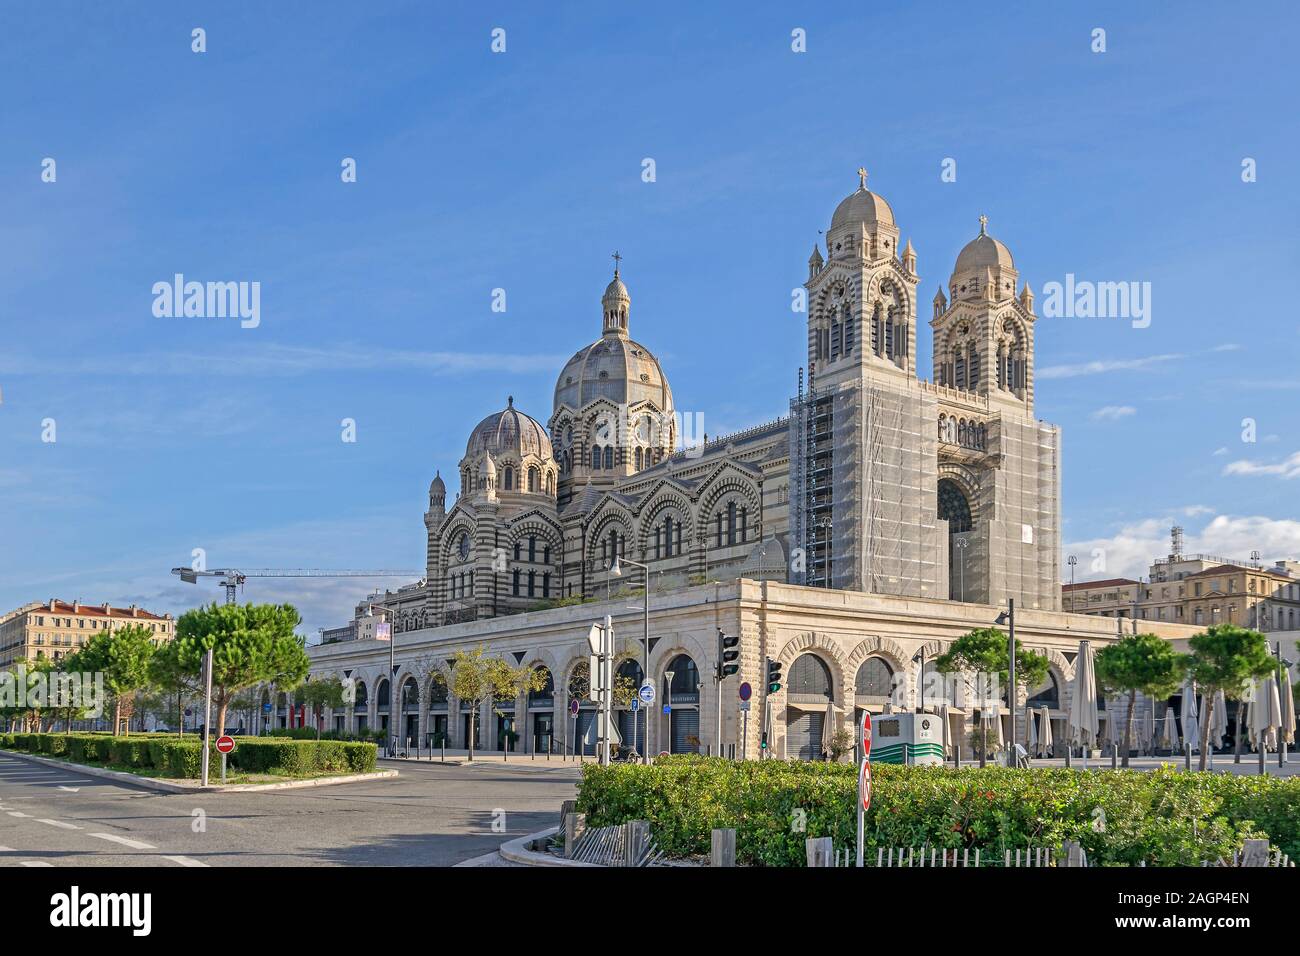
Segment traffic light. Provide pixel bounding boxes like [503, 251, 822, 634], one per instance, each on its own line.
[717, 629, 740, 679]
[766, 657, 783, 693]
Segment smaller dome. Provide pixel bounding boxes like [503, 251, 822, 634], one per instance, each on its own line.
[602, 273, 629, 305]
[430, 471, 446, 494]
[465, 397, 553, 463]
[952, 219, 1015, 276]
[830, 186, 895, 231]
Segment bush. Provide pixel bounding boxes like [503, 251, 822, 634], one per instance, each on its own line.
[576, 757, 1292, 867]
[2, 732, 376, 779]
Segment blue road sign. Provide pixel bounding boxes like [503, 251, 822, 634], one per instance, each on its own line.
[262, 703, 273, 713]
[637, 683, 656, 704]
[663, 704, 671, 715]
[739, 681, 752, 702]
[631, 698, 639, 712]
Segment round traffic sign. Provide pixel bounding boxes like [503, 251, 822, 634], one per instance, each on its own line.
[738, 681, 752, 702]
[215, 735, 236, 754]
[569, 698, 579, 717]
[637, 682, 656, 704]
[860, 711, 873, 759]
[859, 760, 873, 811]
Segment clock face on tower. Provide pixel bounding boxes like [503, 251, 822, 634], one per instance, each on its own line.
[458, 534, 470, 560]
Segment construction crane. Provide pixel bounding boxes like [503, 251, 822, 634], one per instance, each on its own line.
[171, 567, 423, 604]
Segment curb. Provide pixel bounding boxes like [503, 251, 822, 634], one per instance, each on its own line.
[1, 749, 399, 793]
[497, 826, 599, 867]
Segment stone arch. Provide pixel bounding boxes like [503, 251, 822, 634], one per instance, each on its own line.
[440, 519, 476, 563]
[586, 508, 635, 566]
[695, 473, 761, 542]
[636, 488, 694, 552]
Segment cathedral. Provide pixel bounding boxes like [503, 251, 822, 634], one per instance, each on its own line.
[306, 173, 1193, 760]
[378, 171, 1060, 635]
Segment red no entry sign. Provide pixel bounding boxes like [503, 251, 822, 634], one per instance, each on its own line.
[860, 711, 872, 759]
[215, 735, 235, 754]
[859, 760, 873, 811]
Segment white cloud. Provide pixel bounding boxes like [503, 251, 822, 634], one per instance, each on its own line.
[1064, 512, 1300, 581]
[1212, 447, 1228, 456]
[1211, 343, 1244, 353]
[1037, 353, 1184, 380]
[1223, 451, 1300, 480]
[1090, 405, 1136, 422]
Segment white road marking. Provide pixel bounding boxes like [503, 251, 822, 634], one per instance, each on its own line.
[161, 855, 209, 867]
[0, 846, 14, 851]
[57, 786, 82, 792]
[20, 861, 53, 867]
[89, 833, 156, 850]
[6, 812, 31, 818]
[38, 819, 82, 830]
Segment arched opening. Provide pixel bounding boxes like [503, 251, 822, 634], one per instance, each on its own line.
[502, 466, 514, 491]
[787, 653, 834, 761]
[616, 659, 646, 755]
[426, 676, 448, 747]
[939, 478, 974, 601]
[569, 660, 599, 756]
[528, 667, 554, 754]
[1026, 672, 1061, 756]
[353, 681, 369, 734]
[375, 679, 391, 736]
[664, 654, 700, 754]
[400, 677, 420, 749]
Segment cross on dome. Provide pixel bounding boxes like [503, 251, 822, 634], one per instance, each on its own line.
[857, 167, 868, 189]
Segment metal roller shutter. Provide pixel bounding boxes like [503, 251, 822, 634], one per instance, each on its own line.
[787, 710, 824, 760]
[671, 709, 700, 753]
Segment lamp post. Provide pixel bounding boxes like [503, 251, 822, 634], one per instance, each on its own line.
[664, 669, 675, 756]
[913, 648, 926, 714]
[366, 602, 401, 754]
[1067, 555, 1077, 611]
[995, 599, 1016, 766]
[609, 555, 651, 764]
[954, 536, 969, 602]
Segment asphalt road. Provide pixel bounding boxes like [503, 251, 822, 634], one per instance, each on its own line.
[0, 752, 579, 867]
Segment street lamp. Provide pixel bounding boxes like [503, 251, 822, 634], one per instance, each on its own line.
[1067, 555, 1077, 612]
[954, 536, 969, 602]
[365, 602, 401, 754]
[913, 647, 927, 714]
[610, 555, 651, 764]
[995, 599, 1016, 766]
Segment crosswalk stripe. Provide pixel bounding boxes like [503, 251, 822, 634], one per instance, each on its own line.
[161, 855, 209, 867]
[6, 812, 31, 818]
[20, 861, 53, 867]
[89, 833, 156, 850]
[38, 819, 82, 830]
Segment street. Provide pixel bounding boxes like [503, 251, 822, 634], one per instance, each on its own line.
[0, 752, 578, 867]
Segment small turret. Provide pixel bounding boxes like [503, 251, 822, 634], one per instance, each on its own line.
[982, 266, 997, 302]
[933, 286, 948, 319]
[808, 243, 824, 280]
[1019, 281, 1035, 314]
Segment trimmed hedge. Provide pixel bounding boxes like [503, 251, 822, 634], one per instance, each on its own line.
[577, 756, 1300, 867]
[0, 733, 376, 779]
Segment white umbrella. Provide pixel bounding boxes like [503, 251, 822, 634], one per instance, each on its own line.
[1038, 705, 1053, 758]
[1142, 702, 1157, 755]
[1182, 679, 1200, 754]
[1161, 709, 1180, 752]
[1279, 667, 1296, 748]
[1026, 708, 1038, 757]
[1068, 641, 1100, 767]
[1252, 676, 1282, 752]
[1208, 689, 1229, 750]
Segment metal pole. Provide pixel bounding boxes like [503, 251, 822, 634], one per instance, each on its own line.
[1279, 643, 1288, 767]
[643, 567, 651, 764]
[1007, 598, 1016, 766]
[200, 647, 213, 787]
[742, 707, 749, 761]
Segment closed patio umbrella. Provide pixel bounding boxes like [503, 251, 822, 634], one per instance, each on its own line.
[1141, 702, 1157, 756]
[1161, 708, 1180, 752]
[1279, 666, 1295, 750]
[1037, 705, 1053, 758]
[1208, 689, 1229, 750]
[820, 700, 837, 760]
[1182, 679, 1200, 754]
[1026, 707, 1038, 757]
[1252, 676, 1281, 754]
[1068, 641, 1100, 768]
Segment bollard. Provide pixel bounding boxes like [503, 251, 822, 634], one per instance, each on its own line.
[1111, 742, 1118, 770]
[711, 828, 736, 867]
[1184, 742, 1191, 772]
[441, 740, 446, 763]
[564, 811, 586, 860]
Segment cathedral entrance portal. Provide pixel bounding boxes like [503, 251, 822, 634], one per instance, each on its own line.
[938, 479, 973, 601]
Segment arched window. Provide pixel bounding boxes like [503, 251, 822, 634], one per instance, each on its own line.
[513, 541, 521, 561]
[427, 679, 447, 708]
[664, 516, 674, 557]
[401, 677, 419, 710]
[666, 655, 699, 704]
[503, 467, 514, 491]
[591, 445, 602, 469]
[353, 681, 368, 709]
[527, 570, 536, 597]
[512, 568, 520, 596]
[855, 658, 894, 699]
[529, 668, 553, 706]
[726, 501, 737, 545]
[937, 478, 972, 534]
[528, 536, 536, 562]
[376, 679, 390, 707]
[634, 447, 643, 470]
[789, 654, 833, 700]
[1026, 673, 1060, 709]
[604, 446, 614, 469]
[528, 467, 539, 492]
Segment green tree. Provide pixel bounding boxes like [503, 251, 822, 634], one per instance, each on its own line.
[433, 645, 547, 760]
[81, 624, 157, 735]
[300, 676, 347, 740]
[172, 603, 310, 737]
[935, 627, 1049, 765]
[1186, 624, 1275, 771]
[1094, 632, 1184, 768]
[148, 640, 204, 736]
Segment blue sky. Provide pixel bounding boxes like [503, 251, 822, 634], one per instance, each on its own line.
[1, 1, 1297, 636]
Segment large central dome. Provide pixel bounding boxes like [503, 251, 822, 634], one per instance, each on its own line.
[553, 269, 673, 413]
[465, 397, 553, 462]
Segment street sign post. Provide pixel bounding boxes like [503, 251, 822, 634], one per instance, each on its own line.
[856, 712, 875, 866]
[637, 682, 655, 705]
[216, 735, 235, 786]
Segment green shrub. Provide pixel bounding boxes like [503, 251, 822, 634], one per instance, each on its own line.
[576, 757, 1290, 867]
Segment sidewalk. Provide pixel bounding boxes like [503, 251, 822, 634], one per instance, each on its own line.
[378, 749, 588, 768]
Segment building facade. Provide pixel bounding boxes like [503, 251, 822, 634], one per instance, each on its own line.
[303, 174, 1182, 759]
[0, 600, 175, 669]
